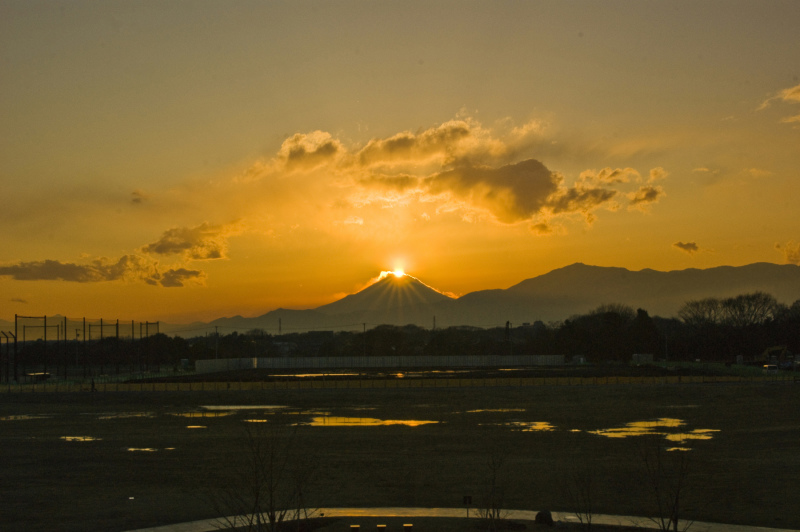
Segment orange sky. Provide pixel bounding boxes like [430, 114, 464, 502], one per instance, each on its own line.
[1, 1, 799, 323]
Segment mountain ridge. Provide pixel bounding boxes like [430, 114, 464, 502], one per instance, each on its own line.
[4, 262, 800, 335]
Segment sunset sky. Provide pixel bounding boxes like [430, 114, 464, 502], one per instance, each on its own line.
[2, 1, 799, 323]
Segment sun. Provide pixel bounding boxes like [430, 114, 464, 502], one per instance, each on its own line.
[392, 267, 405, 278]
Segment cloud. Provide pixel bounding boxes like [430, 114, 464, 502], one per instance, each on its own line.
[759, 83, 800, 123]
[11, 298, 27, 303]
[202, 115, 669, 239]
[425, 159, 560, 224]
[627, 185, 665, 210]
[673, 241, 700, 254]
[158, 268, 205, 288]
[648, 167, 669, 182]
[352, 118, 516, 170]
[0, 254, 207, 288]
[546, 182, 618, 217]
[340, 216, 364, 225]
[131, 190, 149, 204]
[0, 255, 153, 283]
[776, 241, 800, 265]
[278, 131, 343, 172]
[579, 167, 640, 185]
[142, 222, 242, 260]
[745, 168, 772, 179]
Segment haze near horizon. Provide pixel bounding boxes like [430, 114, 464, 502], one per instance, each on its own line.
[2, 1, 799, 322]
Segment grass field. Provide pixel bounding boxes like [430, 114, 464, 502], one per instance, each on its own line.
[1, 381, 798, 532]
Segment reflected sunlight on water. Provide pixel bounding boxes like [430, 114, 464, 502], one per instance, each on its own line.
[97, 412, 155, 420]
[201, 405, 288, 411]
[588, 418, 719, 449]
[466, 408, 526, 413]
[304, 416, 438, 427]
[589, 418, 685, 438]
[61, 436, 101, 442]
[173, 411, 234, 418]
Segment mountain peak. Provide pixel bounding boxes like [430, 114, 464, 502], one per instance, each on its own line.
[315, 272, 453, 317]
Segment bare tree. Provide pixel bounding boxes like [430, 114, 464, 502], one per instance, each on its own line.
[720, 292, 779, 327]
[637, 432, 695, 532]
[208, 417, 317, 532]
[678, 298, 722, 327]
[565, 460, 595, 531]
[476, 443, 509, 532]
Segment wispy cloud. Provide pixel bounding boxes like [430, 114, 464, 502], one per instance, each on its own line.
[759, 83, 800, 123]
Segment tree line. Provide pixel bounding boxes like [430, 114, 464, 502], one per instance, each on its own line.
[8, 292, 799, 378]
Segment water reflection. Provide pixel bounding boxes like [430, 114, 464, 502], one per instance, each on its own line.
[589, 418, 685, 438]
[303, 416, 438, 427]
[61, 436, 101, 442]
[508, 421, 555, 432]
[201, 405, 287, 411]
[186, 425, 207, 429]
[665, 429, 720, 443]
[589, 418, 719, 448]
[173, 411, 234, 418]
[244, 419, 269, 423]
[1, 415, 50, 421]
[127, 448, 157, 452]
[466, 408, 525, 413]
[481, 421, 554, 431]
[97, 412, 155, 420]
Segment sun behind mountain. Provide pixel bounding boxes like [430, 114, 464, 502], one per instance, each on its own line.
[316, 270, 453, 316]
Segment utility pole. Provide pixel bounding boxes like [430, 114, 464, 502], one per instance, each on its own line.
[215, 326, 219, 359]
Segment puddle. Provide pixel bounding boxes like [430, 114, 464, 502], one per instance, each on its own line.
[0, 415, 50, 421]
[303, 416, 438, 427]
[665, 429, 720, 443]
[270, 373, 360, 378]
[588, 418, 719, 447]
[201, 405, 287, 411]
[97, 412, 155, 420]
[507, 421, 555, 432]
[243, 419, 269, 423]
[127, 448, 157, 452]
[588, 418, 686, 438]
[481, 421, 555, 431]
[61, 436, 101, 442]
[173, 411, 234, 418]
[186, 425, 207, 429]
[466, 409, 526, 413]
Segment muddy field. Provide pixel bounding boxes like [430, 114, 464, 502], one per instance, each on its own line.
[1, 382, 798, 532]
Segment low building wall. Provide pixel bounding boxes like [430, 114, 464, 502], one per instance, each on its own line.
[195, 354, 565, 374]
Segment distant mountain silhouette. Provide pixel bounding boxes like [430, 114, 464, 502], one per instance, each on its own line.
[445, 262, 800, 326]
[67, 262, 800, 335]
[315, 273, 453, 326]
